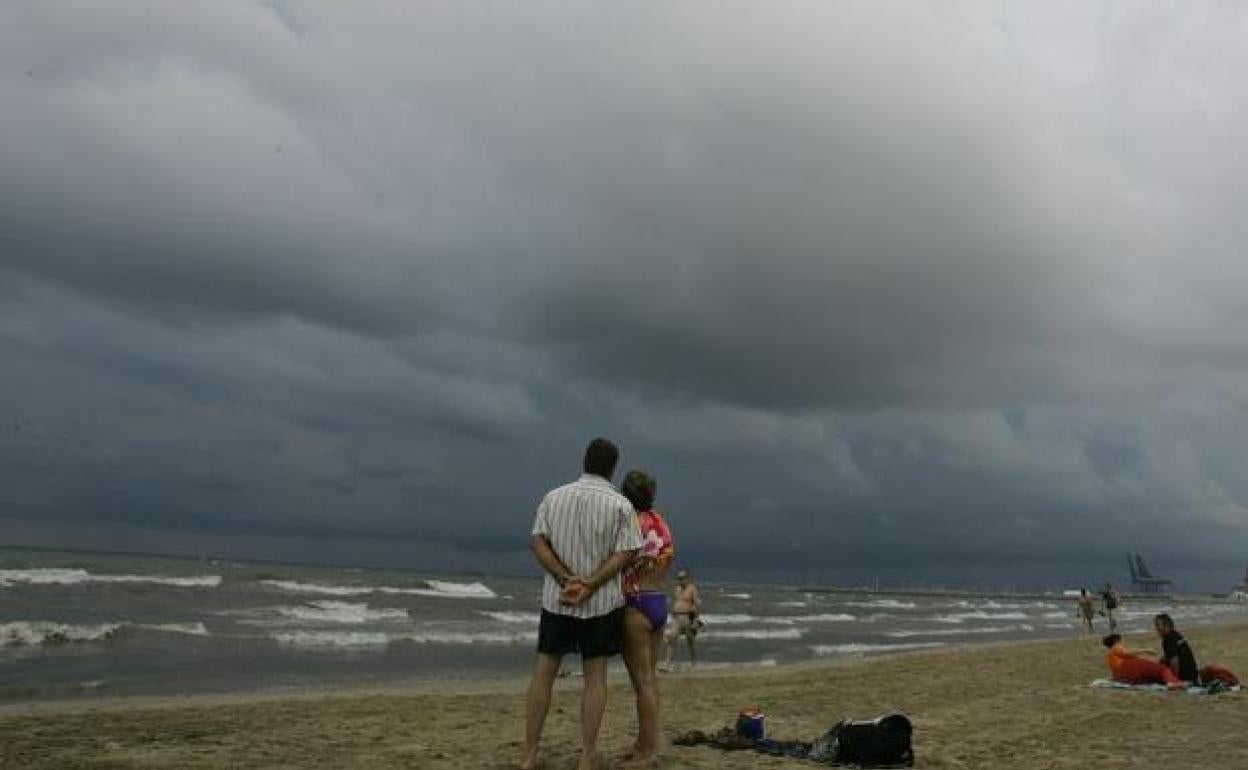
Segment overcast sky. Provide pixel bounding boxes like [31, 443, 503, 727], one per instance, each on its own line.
[3, 1, 1247, 591]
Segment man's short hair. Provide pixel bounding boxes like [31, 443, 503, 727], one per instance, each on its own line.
[1154, 613, 1175, 629]
[1102, 633, 1122, 648]
[582, 438, 619, 479]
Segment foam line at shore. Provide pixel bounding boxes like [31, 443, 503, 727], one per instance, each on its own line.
[0, 569, 222, 588]
[260, 579, 496, 599]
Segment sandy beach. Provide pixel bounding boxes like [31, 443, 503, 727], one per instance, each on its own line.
[5, 623, 1246, 770]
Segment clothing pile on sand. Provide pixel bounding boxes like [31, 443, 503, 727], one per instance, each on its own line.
[673, 711, 915, 767]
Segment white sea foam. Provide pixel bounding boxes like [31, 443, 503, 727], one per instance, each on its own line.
[929, 611, 1029, 623]
[273, 630, 391, 648]
[0, 620, 213, 646]
[723, 593, 752, 599]
[942, 600, 1056, 610]
[261, 579, 496, 599]
[271, 629, 537, 648]
[698, 612, 854, 627]
[811, 642, 945, 656]
[1, 621, 122, 646]
[423, 580, 496, 598]
[703, 628, 805, 640]
[886, 624, 1034, 638]
[481, 611, 538, 625]
[699, 613, 766, 625]
[142, 622, 211, 636]
[261, 580, 372, 596]
[776, 601, 808, 608]
[845, 599, 916, 609]
[0, 568, 222, 588]
[276, 601, 408, 624]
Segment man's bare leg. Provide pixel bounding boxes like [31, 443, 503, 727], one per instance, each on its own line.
[578, 655, 609, 770]
[686, 633, 697, 667]
[522, 653, 562, 770]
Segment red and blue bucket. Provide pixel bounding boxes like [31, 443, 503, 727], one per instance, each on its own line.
[736, 708, 765, 740]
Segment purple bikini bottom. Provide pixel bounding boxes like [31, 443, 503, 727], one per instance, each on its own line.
[625, 590, 668, 631]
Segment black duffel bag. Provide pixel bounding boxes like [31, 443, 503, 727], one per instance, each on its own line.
[810, 712, 914, 767]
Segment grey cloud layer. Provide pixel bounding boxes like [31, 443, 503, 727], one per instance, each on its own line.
[3, 2, 1247, 587]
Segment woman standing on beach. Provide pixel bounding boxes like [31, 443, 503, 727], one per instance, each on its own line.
[619, 470, 674, 767]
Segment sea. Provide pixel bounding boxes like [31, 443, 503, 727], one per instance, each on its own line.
[4, 546, 1248, 702]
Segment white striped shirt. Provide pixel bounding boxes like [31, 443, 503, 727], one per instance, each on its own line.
[531, 474, 643, 618]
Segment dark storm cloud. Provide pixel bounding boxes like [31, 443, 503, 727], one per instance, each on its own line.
[3, 1, 1248, 588]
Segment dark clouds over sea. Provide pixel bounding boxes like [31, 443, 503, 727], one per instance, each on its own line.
[3, 2, 1248, 589]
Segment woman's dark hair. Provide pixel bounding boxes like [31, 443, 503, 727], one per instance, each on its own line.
[621, 470, 657, 511]
[1154, 613, 1174, 629]
[1102, 633, 1122, 648]
[582, 438, 619, 479]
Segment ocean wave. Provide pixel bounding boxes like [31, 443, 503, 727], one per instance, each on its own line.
[276, 601, 408, 624]
[142, 622, 211, 636]
[0, 568, 222, 589]
[723, 593, 752, 599]
[845, 599, 917, 609]
[942, 600, 1056, 610]
[0, 620, 212, 646]
[260, 580, 372, 597]
[260, 579, 496, 599]
[271, 629, 537, 648]
[1, 621, 122, 646]
[701, 612, 852, 625]
[702, 628, 805, 640]
[811, 642, 945, 656]
[886, 624, 1034, 638]
[699, 613, 769, 625]
[424, 580, 497, 598]
[481, 611, 538, 625]
[929, 611, 1029, 623]
[776, 601, 808, 608]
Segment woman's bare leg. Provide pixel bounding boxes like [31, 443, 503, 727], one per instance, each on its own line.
[620, 609, 659, 765]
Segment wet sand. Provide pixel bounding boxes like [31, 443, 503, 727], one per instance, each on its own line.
[4, 623, 1246, 769]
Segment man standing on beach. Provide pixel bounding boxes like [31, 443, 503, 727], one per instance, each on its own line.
[663, 569, 702, 669]
[1100, 582, 1120, 631]
[522, 438, 643, 770]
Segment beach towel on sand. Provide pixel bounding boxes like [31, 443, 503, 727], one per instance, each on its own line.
[1091, 679, 1241, 695]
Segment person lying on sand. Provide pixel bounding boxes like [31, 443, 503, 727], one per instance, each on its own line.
[1102, 633, 1187, 689]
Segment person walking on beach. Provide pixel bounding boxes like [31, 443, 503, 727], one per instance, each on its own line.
[522, 438, 643, 770]
[618, 470, 675, 767]
[1100, 582, 1120, 631]
[663, 569, 702, 669]
[1076, 588, 1096, 633]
